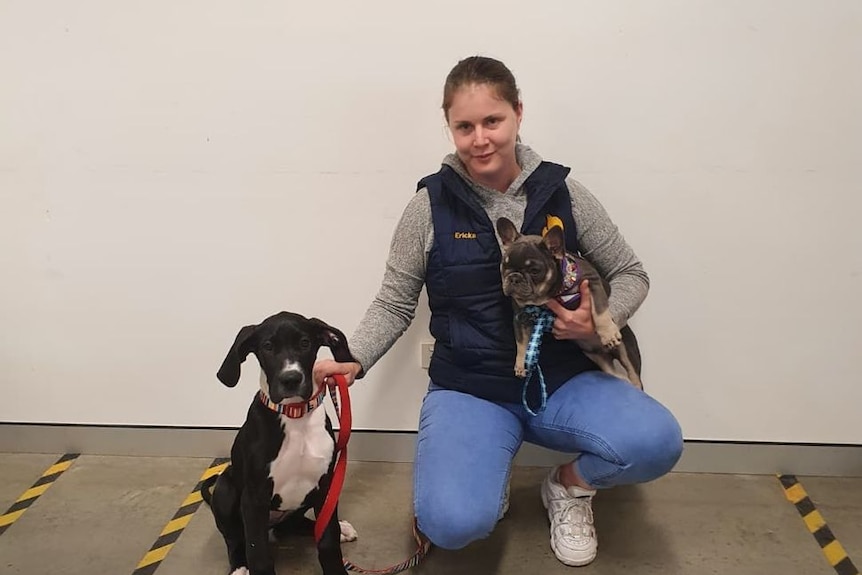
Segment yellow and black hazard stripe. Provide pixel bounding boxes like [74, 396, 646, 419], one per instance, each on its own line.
[132, 457, 229, 575]
[0, 453, 80, 536]
[779, 474, 858, 575]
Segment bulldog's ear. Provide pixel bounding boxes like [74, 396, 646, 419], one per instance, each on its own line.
[216, 324, 258, 387]
[309, 318, 356, 363]
[496, 217, 520, 247]
[542, 225, 566, 259]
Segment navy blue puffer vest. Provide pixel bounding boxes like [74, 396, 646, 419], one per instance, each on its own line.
[418, 162, 597, 405]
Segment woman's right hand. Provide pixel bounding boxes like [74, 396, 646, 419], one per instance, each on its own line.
[313, 359, 363, 390]
[545, 279, 597, 340]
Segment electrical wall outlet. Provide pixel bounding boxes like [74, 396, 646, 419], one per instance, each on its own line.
[420, 342, 435, 369]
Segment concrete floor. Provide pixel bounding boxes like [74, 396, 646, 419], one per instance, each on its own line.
[0, 453, 859, 575]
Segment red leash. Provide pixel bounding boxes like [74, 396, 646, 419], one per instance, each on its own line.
[314, 374, 431, 574]
[314, 373, 351, 542]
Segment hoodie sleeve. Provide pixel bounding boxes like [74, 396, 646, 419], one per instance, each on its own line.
[347, 190, 433, 376]
[568, 178, 650, 328]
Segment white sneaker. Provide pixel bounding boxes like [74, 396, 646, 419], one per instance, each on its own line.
[499, 480, 510, 520]
[540, 467, 597, 566]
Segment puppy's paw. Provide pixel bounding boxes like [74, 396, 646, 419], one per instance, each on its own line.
[230, 567, 250, 575]
[600, 329, 622, 350]
[339, 520, 358, 542]
[514, 364, 527, 378]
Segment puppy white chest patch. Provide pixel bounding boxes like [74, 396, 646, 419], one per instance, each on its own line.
[268, 407, 334, 512]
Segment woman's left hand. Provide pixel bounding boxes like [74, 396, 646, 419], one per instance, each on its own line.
[544, 280, 595, 340]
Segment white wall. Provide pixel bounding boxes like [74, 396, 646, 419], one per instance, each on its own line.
[1, 1, 860, 444]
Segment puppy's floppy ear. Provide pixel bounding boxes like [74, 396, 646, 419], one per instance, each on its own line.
[309, 318, 356, 363]
[216, 324, 258, 387]
[542, 225, 566, 260]
[496, 217, 520, 248]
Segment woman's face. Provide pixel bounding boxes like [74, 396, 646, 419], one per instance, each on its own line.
[446, 83, 522, 192]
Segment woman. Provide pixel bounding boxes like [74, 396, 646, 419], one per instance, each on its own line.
[314, 56, 682, 567]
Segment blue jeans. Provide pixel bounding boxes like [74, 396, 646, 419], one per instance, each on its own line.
[413, 371, 683, 550]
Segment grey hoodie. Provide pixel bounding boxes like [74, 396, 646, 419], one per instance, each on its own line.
[348, 143, 649, 377]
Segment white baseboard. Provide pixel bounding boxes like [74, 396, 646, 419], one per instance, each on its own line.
[1, 424, 860, 477]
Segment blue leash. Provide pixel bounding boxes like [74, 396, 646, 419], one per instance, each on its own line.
[520, 305, 556, 416]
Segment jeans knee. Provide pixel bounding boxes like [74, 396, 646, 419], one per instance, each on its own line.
[658, 422, 684, 472]
[591, 408, 682, 486]
[636, 411, 684, 480]
[417, 504, 496, 550]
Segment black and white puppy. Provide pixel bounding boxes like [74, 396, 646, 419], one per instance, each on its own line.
[202, 311, 357, 575]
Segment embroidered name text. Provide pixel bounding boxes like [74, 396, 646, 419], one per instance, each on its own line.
[454, 232, 477, 239]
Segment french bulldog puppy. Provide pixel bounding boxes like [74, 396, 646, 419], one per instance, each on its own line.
[496, 217, 643, 389]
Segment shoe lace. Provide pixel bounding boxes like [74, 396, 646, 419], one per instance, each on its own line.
[553, 496, 595, 539]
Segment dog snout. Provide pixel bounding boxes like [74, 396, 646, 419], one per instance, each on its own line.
[278, 370, 303, 387]
[507, 272, 529, 286]
[506, 273, 533, 294]
[503, 273, 523, 291]
[267, 368, 311, 404]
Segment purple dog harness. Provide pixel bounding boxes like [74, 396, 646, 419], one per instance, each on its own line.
[556, 255, 582, 310]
